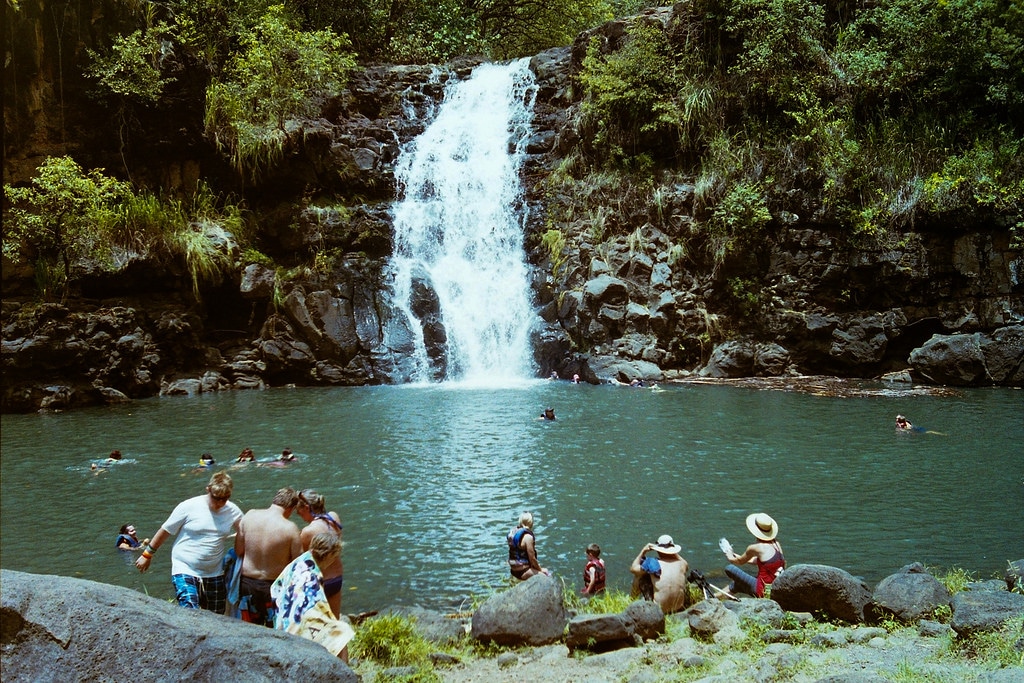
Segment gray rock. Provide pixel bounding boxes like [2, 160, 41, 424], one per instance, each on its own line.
[909, 333, 989, 385]
[847, 627, 886, 644]
[810, 630, 850, 647]
[814, 673, 888, 683]
[722, 597, 788, 627]
[584, 274, 630, 308]
[951, 590, 1024, 637]
[471, 574, 568, 646]
[622, 599, 665, 642]
[566, 613, 631, 652]
[918, 619, 953, 637]
[871, 562, 951, 622]
[967, 579, 1011, 592]
[761, 629, 802, 644]
[240, 263, 276, 299]
[683, 599, 739, 640]
[385, 606, 467, 645]
[0, 569, 355, 683]
[981, 326, 1024, 384]
[700, 340, 754, 377]
[771, 564, 874, 624]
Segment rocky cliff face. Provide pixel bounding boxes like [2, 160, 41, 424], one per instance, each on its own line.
[3, 7, 1022, 412]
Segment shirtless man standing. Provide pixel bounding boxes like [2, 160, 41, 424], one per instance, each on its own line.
[630, 534, 689, 614]
[235, 487, 301, 626]
[296, 489, 344, 618]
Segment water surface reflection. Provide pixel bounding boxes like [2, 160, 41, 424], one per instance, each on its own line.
[1, 382, 1020, 612]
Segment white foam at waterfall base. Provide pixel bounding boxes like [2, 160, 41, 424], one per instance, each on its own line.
[385, 59, 538, 385]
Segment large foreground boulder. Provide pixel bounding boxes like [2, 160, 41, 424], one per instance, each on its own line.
[770, 564, 873, 624]
[0, 570, 356, 683]
[871, 563, 951, 622]
[470, 574, 568, 646]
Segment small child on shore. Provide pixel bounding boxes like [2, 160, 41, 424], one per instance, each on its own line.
[582, 543, 606, 596]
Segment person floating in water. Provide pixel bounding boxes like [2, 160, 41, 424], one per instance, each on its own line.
[895, 414, 914, 431]
[548, 370, 559, 380]
[571, 374, 581, 384]
[894, 414, 943, 434]
[106, 449, 123, 463]
[279, 448, 296, 462]
[539, 407, 556, 421]
[237, 448, 255, 463]
[116, 524, 149, 551]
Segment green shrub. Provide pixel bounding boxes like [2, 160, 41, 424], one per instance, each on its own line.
[204, 5, 356, 181]
[351, 613, 432, 667]
[3, 156, 131, 300]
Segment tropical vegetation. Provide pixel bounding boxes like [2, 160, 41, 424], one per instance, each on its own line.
[3, 0, 1022, 302]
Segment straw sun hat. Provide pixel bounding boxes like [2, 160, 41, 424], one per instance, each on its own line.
[652, 534, 682, 555]
[746, 513, 779, 541]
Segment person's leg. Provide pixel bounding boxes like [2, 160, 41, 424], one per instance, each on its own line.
[724, 565, 756, 595]
[201, 575, 228, 614]
[172, 574, 201, 609]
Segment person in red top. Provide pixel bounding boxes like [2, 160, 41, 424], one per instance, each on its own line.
[581, 543, 606, 595]
[722, 513, 786, 597]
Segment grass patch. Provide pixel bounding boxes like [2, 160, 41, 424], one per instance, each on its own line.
[566, 587, 635, 615]
[947, 616, 1024, 668]
[351, 613, 433, 666]
[929, 566, 976, 594]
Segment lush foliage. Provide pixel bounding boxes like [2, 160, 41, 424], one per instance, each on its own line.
[294, 0, 615, 63]
[566, 0, 1024, 274]
[3, 157, 131, 300]
[204, 5, 356, 181]
[86, 11, 174, 104]
[350, 613, 433, 669]
[3, 157, 245, 301]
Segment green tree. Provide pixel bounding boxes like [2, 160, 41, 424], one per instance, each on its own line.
[3, 157, 130, 301]
[203, 4, 356, 181]
[577, 21, 682, 165]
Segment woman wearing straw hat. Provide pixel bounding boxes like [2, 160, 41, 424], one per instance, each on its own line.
[721, 513, 786, 597]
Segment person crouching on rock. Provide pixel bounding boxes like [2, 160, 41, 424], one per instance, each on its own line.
[507, 511, 549, 580]
[630, 534, 689, 614]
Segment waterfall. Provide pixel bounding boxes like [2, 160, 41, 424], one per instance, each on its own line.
[384, 59, 538, 385]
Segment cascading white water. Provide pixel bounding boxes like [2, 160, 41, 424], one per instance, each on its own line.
[385, 59, 538, 384]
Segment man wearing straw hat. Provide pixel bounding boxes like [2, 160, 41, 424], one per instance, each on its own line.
[721, 512, 786, 597]
[630, 534, 689, 614]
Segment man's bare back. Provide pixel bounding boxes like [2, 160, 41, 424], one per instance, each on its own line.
[237, 506, 301, 580]
[652, 556, 689, 614]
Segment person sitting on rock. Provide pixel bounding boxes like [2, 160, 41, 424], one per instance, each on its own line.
[507, 511, 549, 580]
[630, 535, 688, 614]
[722, 512, 785, 597]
